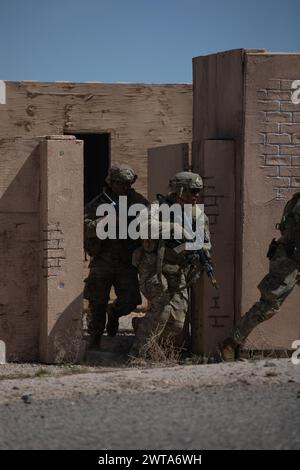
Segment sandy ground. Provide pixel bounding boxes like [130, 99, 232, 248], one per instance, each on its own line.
[0, 358, 299, 405]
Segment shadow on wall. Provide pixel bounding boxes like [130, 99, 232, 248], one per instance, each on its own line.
[0, 140, 40, 361]
[45, 294, 85, 364]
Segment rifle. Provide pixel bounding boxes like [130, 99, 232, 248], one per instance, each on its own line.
[196, 248, 219, 289]
[156, 192, 219, 289]
[172, 240, 219, 289]
[101, 190, 118, 210]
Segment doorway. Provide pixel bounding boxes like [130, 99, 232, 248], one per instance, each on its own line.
[66, 133, 110, 205]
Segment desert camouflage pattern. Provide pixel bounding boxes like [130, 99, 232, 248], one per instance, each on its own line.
[105, 163, 137, 186]
[131, 188, 211, 356]
[131, 250, 190, 355]
[228, 193, 300, 350]
[169, 171, 203, 193]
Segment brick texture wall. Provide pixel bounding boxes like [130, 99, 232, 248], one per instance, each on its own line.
[242, 53, 300, 349]
[42, 223, 66, 277]
[258, 78, 300, 200]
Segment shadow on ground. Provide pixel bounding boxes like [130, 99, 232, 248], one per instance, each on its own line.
[84, 333, 134, 367]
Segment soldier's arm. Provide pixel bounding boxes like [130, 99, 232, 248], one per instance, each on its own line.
[84, 212, 98, 238]
[84, 195, 105, 238]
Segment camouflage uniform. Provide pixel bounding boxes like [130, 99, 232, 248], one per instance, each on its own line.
[222, 192, 300, 361]
[84, 164, 149, 346]
[130, 172, 211, 356]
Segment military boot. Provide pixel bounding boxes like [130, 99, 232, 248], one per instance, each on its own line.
[88, 332, 102, 350]
[132, 316, 142, 333]
[87, 305, 107, 349]
[220, 337, 239, 362]
[106, 305, 120, 336]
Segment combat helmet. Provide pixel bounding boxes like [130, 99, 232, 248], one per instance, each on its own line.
[169, 171, 203, 195]
[105, 163, 137, 186]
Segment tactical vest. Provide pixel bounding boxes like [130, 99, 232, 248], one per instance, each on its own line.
[84, 188, 148, 258]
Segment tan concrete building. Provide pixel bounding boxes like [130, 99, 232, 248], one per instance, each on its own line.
[1, 48, 300, 362]
[191, 49, 300, 355]
[0, 82, 192, 362]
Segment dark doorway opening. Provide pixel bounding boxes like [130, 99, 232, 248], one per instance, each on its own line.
[66, 133, 110, 205]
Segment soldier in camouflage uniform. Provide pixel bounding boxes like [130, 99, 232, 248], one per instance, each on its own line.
[130, 171, 212, 357]
[84, 163, 149, 349]
[221, 192, 300, 361]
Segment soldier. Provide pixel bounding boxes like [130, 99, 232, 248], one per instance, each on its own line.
[221, 192, 300, 361]
[84, 163, 149, 349]
[130, 171, 213, 357]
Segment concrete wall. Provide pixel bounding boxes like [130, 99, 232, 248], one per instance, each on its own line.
[193, 49, 300, 352]
[242, 53, 300, 349]
[0, 81, 192, 361]
[192, 48, 255, 323]
[192, 49, 250, 354]
[0, 81, 192, 196]
[0, 136, 84, 362]
[0, 138, 40, 361]
[148, 143, 189, 200]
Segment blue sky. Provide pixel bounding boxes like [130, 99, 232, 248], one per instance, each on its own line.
[1, 0, 299, 83]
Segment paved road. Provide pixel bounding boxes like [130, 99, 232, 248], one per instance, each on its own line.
[0, 382, 299, 450]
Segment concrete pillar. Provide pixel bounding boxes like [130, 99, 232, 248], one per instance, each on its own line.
[39, 136, 84, 363]
[192, 140, 236, 356]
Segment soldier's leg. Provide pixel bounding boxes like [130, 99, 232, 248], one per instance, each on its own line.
[162, 272, 189, 348]
[106, 265, 142, 336]
[221, 254, 298, 361]
[87, 301, 108, 348]
[130, 272, 172, 355]
[84, 267, 113, 347]
[234, 255, 298, 345]
[161, 288, 189, 349]
[131, 269, 188, 356]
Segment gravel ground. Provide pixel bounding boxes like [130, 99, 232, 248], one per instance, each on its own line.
[1, 383, 299, 450]
[0, 358, 299, 404]
[0, 359, 299, 450]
